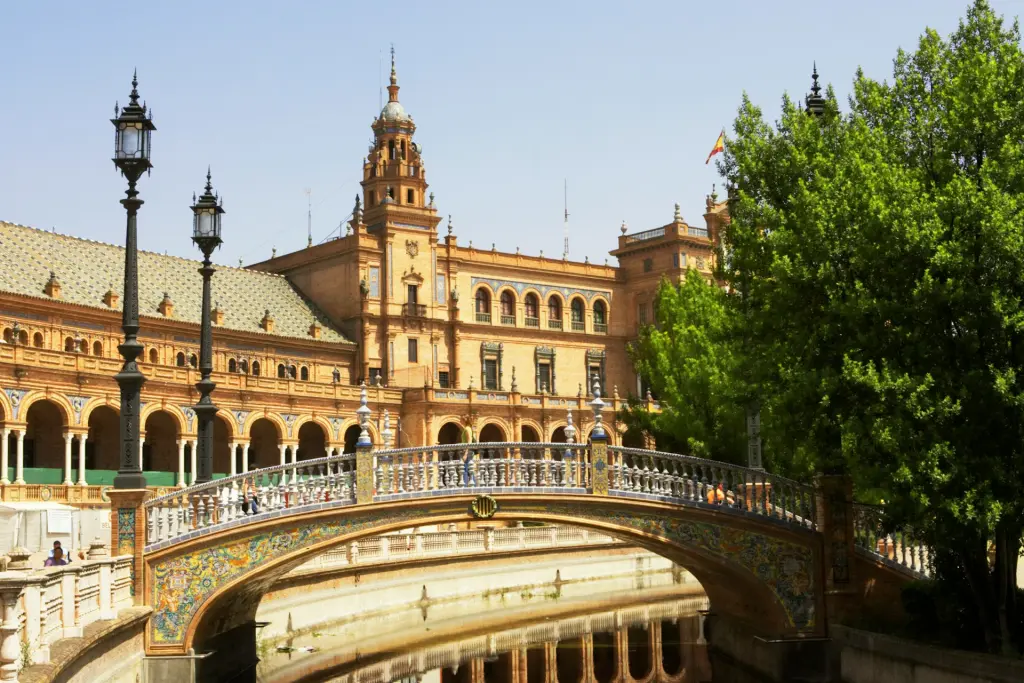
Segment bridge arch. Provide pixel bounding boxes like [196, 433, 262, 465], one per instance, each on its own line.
[144, 495, 821, 656]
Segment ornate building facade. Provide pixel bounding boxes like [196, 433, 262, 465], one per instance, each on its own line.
[0, 54, 725, 500]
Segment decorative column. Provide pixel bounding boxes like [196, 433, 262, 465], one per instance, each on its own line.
[176, 440, 186, 487]
[0, 429, 7, 485]
[77, 436, 87, 486]
[189, 439, 198, 485]
[242, 442, 250, 474]
[63, 432, 74, 485]
[279, 443, 289, 484]
[14, 431, 25, 485]
[588, 375, 609, 495]
[229, 441, 237, 476]
[355, 382, 374, 504]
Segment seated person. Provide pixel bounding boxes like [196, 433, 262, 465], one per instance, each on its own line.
[44, 546, 68, 567]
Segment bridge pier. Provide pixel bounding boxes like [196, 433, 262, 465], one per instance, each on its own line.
[705, 612, 839, 682]
[107, 488, 153, 603]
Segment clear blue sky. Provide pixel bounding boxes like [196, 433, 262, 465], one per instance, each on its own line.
[0, 0, 1003, 267]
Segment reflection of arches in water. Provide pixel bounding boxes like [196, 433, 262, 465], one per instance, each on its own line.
[662, 618, 683, 677]
[329, 598, 708, 683]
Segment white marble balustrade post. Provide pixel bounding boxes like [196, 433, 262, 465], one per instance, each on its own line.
[15, 430, 25, 484]
[176, 440, 186, 487]
[0, 429, 8, 485]
[77, 436, 87, 485]
[190, 439, 198, 485]
[0, 584, 24, 681]
[63, 432, 74, 485]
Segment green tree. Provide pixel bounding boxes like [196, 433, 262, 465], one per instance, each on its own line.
[622, 272, 747, 463]
[720, 0, 1024, 653]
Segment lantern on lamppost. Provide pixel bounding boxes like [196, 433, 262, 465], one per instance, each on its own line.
[190, 169, 224, 484]
[111, 71, 156, 490]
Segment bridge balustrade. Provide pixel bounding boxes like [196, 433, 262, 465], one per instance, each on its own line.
[852, 503, 934, 578]
[608, 447, 818, 529]
[143, 440, 824, 549]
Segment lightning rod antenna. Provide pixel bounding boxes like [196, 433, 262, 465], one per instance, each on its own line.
[305, 188, 313, 248]
[563, 179, 570, 259]
[379, 50, 383, 111]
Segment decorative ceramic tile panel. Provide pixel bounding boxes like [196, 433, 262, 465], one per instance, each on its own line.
[117, 508, 136, 596]
[148, 508, 423, 645]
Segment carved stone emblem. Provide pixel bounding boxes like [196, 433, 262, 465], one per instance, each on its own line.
[471, 495, 498, 519]
[406, 240, 419, 258]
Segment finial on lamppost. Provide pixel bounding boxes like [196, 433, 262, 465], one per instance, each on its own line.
[356, 381, 372, 446]
[589, 375, 606, 439]
[382, 409, 393, 449]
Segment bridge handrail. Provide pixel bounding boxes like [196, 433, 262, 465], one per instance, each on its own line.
[852, 502, 933, 578]
[372, 441, 581, 457]
[609, 446, 814, 491]
[144, 452, 356, 508]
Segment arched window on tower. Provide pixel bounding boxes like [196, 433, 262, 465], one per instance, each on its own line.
[93, 340, 103, 356]
[548, 296, 563, 330]
[475, 289, 491, 323]
[189, 353, 198, 368]
[252, 361, 261, 376]
[570, 298, 585, 331]
[594, 300, 608, 333]
[33, 332, 43, 348]
[500, 291, 515, 325]
[148, 348, 158, 363]
[389, 140, 396, 160]
[289, 365, 297, 379]
[228, 358, 237, 373]
[524, 293, 539, 327]
[240, 359, 249, 374]
[277, 364, 286, 378]
[300, 366, 309, 381]
[176, 352, 185, 367]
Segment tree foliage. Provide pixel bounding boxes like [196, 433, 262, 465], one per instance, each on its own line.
[623, 272, 746, 463]
[714, 0, 1024, 654]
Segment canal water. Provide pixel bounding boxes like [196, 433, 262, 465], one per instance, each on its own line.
[257, 596, 713, 683]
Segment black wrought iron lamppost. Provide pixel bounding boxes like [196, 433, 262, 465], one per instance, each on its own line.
[111, 71, 155, 490]
[191, 169, 224, 484]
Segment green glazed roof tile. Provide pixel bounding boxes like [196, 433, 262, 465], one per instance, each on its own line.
[0, 221, 352, 344]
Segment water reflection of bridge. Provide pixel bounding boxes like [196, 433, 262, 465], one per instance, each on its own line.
[274, 596, 711, 683]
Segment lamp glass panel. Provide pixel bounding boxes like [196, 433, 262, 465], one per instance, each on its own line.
[119, 125, 140, 157]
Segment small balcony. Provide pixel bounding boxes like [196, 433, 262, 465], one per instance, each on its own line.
[500, 315, 515, 326]
[571, 321, 585, 332]
[476, 312, 492, 323]
[402, 303, 427, 317]
[525, 316, 539, 328]
[548, 319, 563, 330]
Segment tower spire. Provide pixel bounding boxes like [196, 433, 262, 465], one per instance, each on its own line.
[805, 62, 825, 117]
[388, 44, 400, 102]
[305, 188, 313, 248]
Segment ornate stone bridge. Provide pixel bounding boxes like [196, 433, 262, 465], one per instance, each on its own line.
[101, 385, 929, 668]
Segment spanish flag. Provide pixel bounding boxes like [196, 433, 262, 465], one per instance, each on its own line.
[705, 129, 725, 164]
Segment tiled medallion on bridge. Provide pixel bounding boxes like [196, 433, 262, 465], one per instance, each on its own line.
[148, 508, 423, 646]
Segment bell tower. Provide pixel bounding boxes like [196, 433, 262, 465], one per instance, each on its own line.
[361, 47, 440, 232]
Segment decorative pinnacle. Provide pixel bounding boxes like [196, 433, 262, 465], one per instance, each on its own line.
[390, 44, 397, 86]
[205, 166, 213, 193]
[620, 220, 628, 235]
[382, 409, 393, 448]
[356, 381, 372, 446]
[447, 215, 453, 236]
[510, 366, 518, 393]
[129, 69, 140, 105]
[674, 203, 682, 222]
[565, 409, 577, 443]
[811, 61, 821, 96]
[806, 62, 826, 116]
[589, 374, 606, 439]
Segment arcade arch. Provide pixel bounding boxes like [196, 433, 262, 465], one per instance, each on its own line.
[297, 422, 328, 461]
[248, 418, 280, 470]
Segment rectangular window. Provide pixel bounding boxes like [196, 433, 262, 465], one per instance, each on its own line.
[387, 245, 394, 297]
[438, 371, 450, 388]
[588, 365, 605, 395]
[643, 258, 653, 273]
[483, 359, 498, 390]
[436, 274, 446, 305]
[408, 338, 418, 364]
[368, 266, 380, 298]
[538, 364, 552, 393]
[407, 284, 418, 305]
[638, 303, 648, 325]
[407, 189, 415, 204]
[389, 341, 395, 378]
[679, 252, 687, 268]
[672, 253, 679, 268]
[369, 367, 382, 385]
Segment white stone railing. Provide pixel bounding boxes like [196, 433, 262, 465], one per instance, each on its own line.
[293, 524, 622, 573]
[0, 545, 134, 680]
